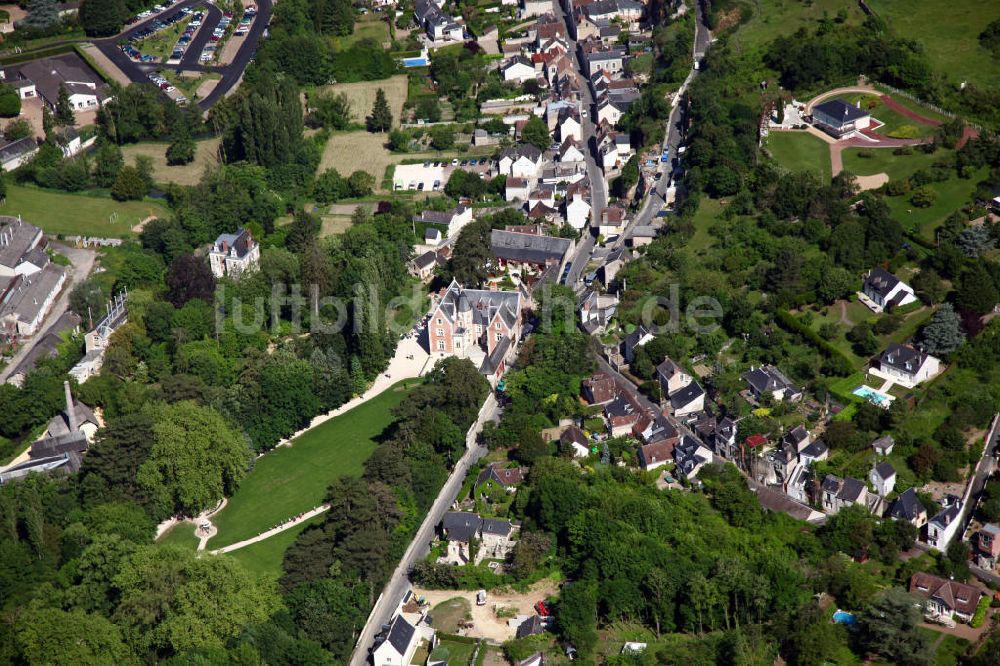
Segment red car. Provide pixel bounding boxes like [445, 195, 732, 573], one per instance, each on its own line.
[535, 601, 550, 617]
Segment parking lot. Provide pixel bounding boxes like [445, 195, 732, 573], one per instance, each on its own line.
[392, 159, 493, 192]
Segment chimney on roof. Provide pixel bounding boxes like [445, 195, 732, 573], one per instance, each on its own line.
[64, 381, 78, 433]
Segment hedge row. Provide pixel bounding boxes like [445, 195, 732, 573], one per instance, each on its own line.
[775, 309, 855, 375]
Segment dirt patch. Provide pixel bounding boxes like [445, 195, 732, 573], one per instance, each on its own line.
[855, 172, 889, 191]
[414, 579, 559, 642]
[195, 77, 219, 100]
[714, 6, 742, 31]
[430, 597, 472, 633]
[78, 43, 133, 87]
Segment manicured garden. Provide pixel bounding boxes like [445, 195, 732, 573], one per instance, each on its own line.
[766, 131, 832, 181]
[209, 379, 417, 548]
[834, 93, 937, 139]
[1, 184, 168, 238]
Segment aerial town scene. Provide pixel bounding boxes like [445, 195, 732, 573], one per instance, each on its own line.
[1, 0, 1000, 663]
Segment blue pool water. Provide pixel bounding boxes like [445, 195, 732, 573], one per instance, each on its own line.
[853, 385, 891, 407]
[832, 610, 856, 625]
[403, 57, 429, 67]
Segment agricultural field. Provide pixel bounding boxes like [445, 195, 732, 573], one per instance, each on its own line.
[0, 185, 168, 237]
[867, 0, 1000, 89]
[766, 130, 832, 180]
[317, 74, 409, 127]
[208, 380, 417, 548]
[122, 138, 221, 187]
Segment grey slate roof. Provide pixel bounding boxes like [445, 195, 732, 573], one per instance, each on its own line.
[0, 264, 66, 327]
[888, 487, 924, 522]
[442, 511, 482, 543]
[800, 440, 828, 459]
[864, 267, 901, 300]
[838, 477, 866, 502]
[0, 137, 38, 166]
[491, 229, 571, 266]
[670, 382, 704, 411]
[384, 614, 415, 656]
[0, 217, 42, 270]
[874, 461, 896, 480]
[813, 99, 869, 123]
[879, 343, 927, 375]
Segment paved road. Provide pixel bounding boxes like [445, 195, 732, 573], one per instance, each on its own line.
[621, 0, 711, 242]
[349, 395, 500, 666]
[92, 0, 272, 110]
[552, 0, 606, 288]
[0, 244, 96, 384]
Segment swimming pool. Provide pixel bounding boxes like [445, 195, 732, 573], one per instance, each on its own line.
[403, 57, 429, 67]
[853, 384, 892, 408]
[832, 610, 856, 625]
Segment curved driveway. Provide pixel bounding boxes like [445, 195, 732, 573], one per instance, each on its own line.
[92, 0, 272, 110]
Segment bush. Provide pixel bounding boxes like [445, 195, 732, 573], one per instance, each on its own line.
[970, 595, 990, 628]
[0, 87, 21, 118]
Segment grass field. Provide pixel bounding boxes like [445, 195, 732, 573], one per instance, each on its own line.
[837, 94, 937, 139]
[731, 0, 860, 51]
[867, 0, 1000, 90]
[208, 380, 417, 548]
[332, 18, 390, 51]
[767, 131, 832, 180]
[318, 74, 409, 128]
[840, 146, 949, 180]
[434, 637, 476, 666]
[687, 197, 723, 254]
[122, 138, 220, 187]
[225, 514, 325, 579]
[1, 185, 168, 237]
[320, 214, 354, 236]
[157, 522, 199, 549]
[430, 598, 472, 634]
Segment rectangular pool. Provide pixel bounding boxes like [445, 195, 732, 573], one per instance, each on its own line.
[853, 384, 892, 408]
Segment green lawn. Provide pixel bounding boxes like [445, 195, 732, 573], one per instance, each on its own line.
[0, 185, 167, 238]
[767, 131, 832, 181]
[225, 514, 325, 579]
[430, 598, 472, 634]
[836, 94, 937, 139]
[332, 18, 390, 50]
[687, 197, 723, 254]
[840, 147, 948, 181]
[434, 637, 476, 666]
[731, 0, 861, 51]
[867, 0, 1000, 89]
[208, 380, 417, 548]
[156, 522, 199, 549]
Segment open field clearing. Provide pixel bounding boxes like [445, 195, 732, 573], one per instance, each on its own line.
[122, 138, 221, 187]
[318, 74, 408, 127]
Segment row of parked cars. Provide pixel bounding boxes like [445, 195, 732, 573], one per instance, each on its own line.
[168, 9, 206, 63]
[126, 0, 181, 24]
[146, 71, 188, 105]
[235, 5, 257, 36]
[120, 3, 190, 62]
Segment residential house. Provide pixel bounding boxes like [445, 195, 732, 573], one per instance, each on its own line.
[869, 461, 896, 496]
[476, 462, 527, 491]
[559, 137, 586, 163]
[409, 250, 439, 282]
[621, 323, 652, 363]
[974, 524, 1000, 570]
[673, 434, 713, 479]
[597, 206, 626, 237]
[560, 425, 591, 457]
[604, 393, 640, 436]
[581, 46, 626, 77]
[695, 415, 738, 460]
[582, 0, 643, 27]
[13, 55, 110, 114]
[413, 206, 473, 239]
[0, 137, 39, 171]
[926, 496, 963, 551]
[861, 267, 917, 312]
[506, 176, 531, 202]
[638, 440, 674, 471]
[439, 512, 517, 565]
[578, 290, 618, 334]
[783, 425, 811, 452]
[208, 228, 260, 279]
[886, 487, 927, 527]
[821, 475, 868, 514]
[582, 372, 617, 404]
[0, 264, 67, 337]
[373, 614, 419, 666]
[5, 311, 80, 387]
[0, 217, 45, 278]
[742, 365, 802, 402]
[909, 572, 982, 623]
[499, 145, 545, 179]
[598, 246, 628, 285]
[491, 229, 572, 275]
[427, 281, 522, 385]
[872, 342, 940, 388]
[811, 99, 871, 138]
[872, 434, 895, 456]
[503, 55, 537, 83]
[798, 439, 829, 467]
[656, 357, 691, 397]
[45, 381, 99, 444]
[557, 108, 582, 142]
[670, 382, 705, 418]
[425, 228, 443, 246]
[516, 615, 546, 638]
[629, 225, 656, 247]
[564, 189, 591, 230]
